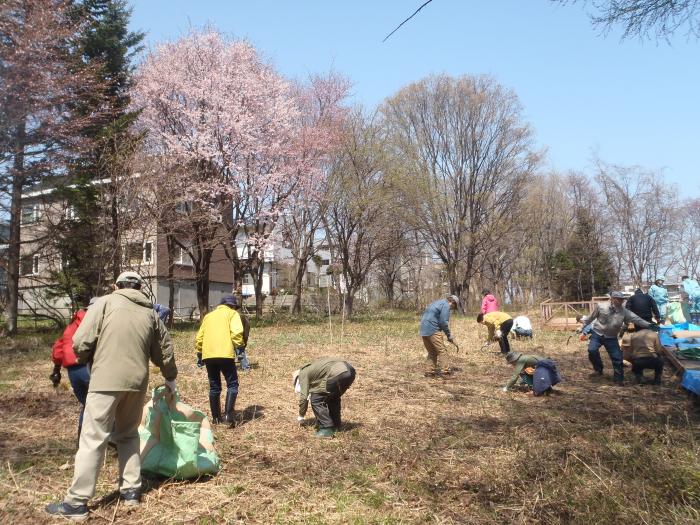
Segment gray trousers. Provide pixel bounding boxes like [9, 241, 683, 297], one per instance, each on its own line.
[65, 390, 145, 505]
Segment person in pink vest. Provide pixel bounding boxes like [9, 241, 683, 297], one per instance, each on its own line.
[481, 288, 499, 314]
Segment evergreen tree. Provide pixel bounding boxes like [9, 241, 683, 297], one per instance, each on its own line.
[551, 210, 616, 300]
[50, 0, 144, 309]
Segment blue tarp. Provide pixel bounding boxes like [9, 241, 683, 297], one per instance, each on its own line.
[658, 323, 700, 351]
[681, 370, 700, 395]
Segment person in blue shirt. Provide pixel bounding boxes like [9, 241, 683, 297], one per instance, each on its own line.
[648, 276, 669, 323]
[681, 275, 700, 324]
[419, 295, 459, 376]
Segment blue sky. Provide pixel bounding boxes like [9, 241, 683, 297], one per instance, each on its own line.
[128, 1, 700, 195]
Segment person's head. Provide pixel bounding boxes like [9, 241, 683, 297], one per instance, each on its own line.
[654, 275, 665, 286]
[476, 313, 484, 324]
[447, 294, 460, 310]
[115, 271, 143, 290]
[610, 291, 625, 307]
[481, 288, 490, 296]
[682, 275, 689, 281]
[575, 314, 583, 323]
[220, 295, 239, 309]
[505, 351, 521, 364]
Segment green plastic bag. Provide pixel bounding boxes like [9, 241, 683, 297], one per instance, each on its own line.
[139, 386, 220, 479]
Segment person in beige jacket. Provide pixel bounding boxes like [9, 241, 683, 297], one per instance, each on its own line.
[45, 271, 177, 521]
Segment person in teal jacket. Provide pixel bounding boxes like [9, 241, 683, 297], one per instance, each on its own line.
[648, 276, 669, 323]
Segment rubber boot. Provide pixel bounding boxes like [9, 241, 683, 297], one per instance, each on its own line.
[209, 394, 222, 424]
[314, 427, 335, 439]
[223, 392, 237, 426]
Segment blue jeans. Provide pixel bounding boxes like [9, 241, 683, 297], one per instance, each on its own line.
[67, 364, 90, 436]
[235, 346, 250, 370]
[587, 332, 623, 382]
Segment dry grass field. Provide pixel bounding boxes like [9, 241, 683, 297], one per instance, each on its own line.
[1, 310, 699, 524]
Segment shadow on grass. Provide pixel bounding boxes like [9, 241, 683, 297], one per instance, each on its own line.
[235, 404, 265, 427]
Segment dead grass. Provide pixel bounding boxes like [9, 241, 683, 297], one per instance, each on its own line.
[1, 310, 699, 524]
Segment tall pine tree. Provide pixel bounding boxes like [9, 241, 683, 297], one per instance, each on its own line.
[50, 0, 144, 310]
[551, 210, 616, 301]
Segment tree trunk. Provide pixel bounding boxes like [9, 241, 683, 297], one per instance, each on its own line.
[291, 259, 306, 315]
[110, 181, 120, 282]
[196, 270, 210, 319]
[343, 290, 355, 320]
[5, 121, 26, 336]
[253, 261, 265, 318]
[166, 234, 176, 328]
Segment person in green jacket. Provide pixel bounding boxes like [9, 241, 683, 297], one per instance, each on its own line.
[196, 295, 245, 425]
[293, 357, 356, 438]
[45, 271, 177, 520]
[502, 351, 543, 392]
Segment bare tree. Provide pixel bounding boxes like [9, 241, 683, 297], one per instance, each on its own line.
[323, 110, 401, 319]
[674, 198, 700, 278]
[555, 0, 700, 40]
[595, 161, 677, 286]
[381, 74, 541, 304]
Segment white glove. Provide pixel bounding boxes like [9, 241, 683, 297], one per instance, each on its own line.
[501, 386, 508, 392]
[495, 330, 502, 339]
[297, 416, 305, 423]
[165, 379, 177, 393]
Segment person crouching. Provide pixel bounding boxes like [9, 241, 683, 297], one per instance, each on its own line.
[503, 351, 561, 396]
[293, 357, 356, 438]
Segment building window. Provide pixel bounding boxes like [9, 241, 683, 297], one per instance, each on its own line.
[176, 247, 193, 266]
[143, 242, 153, 263]
[20, 254, 39, 275]
[21, 204, 40, 224]
[242, 273, 253, 285]
[321, 259, 330, 266]
[124, 242, 143, 265]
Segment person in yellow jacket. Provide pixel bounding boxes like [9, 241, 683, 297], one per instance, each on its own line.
[477, 311, 514, 355]
[196, 295, 244, 425]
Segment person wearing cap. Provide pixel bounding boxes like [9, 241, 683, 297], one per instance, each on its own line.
[419, 295, 460, 376]
[46, 272, 177, 520]
[480, 288, 499, 314]
[648, 276, 669, 323]
[49, 298, 96, 441]
[293, 357, 356, 438]
[502, 351, 543, 392]
[195, 295, 245, 425]
[680, 275, 700, 324]
[581, 291, 656, 385]
[477, 311, 514, 354]
[625, 288, 661, 324]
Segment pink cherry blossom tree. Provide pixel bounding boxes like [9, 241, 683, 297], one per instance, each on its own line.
[133, 29, 324, 315]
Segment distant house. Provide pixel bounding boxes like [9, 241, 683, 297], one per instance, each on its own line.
[17, 183, 338, 318]
[17, 182, 235, 319]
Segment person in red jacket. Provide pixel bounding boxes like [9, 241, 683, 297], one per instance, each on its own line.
[50, 300, 93, 438]
[481, 288, 499, 314]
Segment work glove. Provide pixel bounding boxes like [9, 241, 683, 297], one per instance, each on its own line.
[501, 386, 508, 392]
[648, 323, 660, 332]
[49, 365, 61, 388]
[165, 379, 177, 393]
[297, 416, 305, 425]
[196, 352, 203, 368]
[495, 330, 502, 339]
[575, 327, 582, 334]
